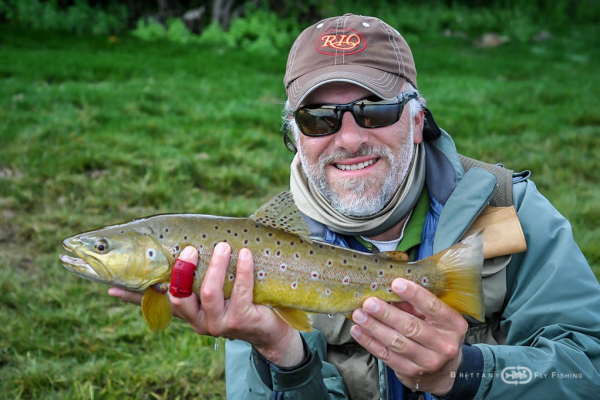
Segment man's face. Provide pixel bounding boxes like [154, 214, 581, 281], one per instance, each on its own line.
[295, 83, 422, 217]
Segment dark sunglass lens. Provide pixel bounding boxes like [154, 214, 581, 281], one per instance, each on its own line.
[296, 107, 340, 135]
[354, 103, 400, 127]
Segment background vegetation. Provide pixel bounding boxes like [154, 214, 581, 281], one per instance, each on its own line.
[1, 1, 599, 398]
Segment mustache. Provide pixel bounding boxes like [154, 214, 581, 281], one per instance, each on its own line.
[318, 146, 389, 166]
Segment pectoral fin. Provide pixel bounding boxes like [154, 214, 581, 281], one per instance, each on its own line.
[273, 307, 313, 332]
[380, 251, 409, 262]
[141, 286, 173, 332]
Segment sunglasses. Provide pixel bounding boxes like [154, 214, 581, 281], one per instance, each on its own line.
[294, 92, 418, 137]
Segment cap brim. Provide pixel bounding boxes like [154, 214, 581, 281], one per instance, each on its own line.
[287, 64, 406, 110]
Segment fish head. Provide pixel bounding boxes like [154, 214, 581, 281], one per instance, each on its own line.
[60, 226, 171, 290]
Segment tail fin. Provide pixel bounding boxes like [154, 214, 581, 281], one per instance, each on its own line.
[429, 232, 485, 322]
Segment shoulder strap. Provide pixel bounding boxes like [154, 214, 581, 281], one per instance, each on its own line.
[459, 154, 514, 207]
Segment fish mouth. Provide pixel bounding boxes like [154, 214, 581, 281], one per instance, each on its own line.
[59, 241, 112, 284]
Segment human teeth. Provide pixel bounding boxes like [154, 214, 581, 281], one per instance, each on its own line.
[335, 159, 376, 171]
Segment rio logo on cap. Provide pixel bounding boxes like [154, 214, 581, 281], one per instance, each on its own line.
[316, 28, 367, 55]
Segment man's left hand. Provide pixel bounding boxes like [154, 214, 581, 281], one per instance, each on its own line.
[350, 278, 468, 396]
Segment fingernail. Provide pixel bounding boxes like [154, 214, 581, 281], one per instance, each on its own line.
[350, 325, 362, 338]
[108, 287, 124, 297]
[353, 309, 367, 323]
[240, 248, 250, 261]
[393, 278, 407, 292]
[179, 246, 196, 260]
[363, 298, 379, 313]
[215, 242, 229, 255]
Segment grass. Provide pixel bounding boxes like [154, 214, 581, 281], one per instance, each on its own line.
[0, 20, 599, 398]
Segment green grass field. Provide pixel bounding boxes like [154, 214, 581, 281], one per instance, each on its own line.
[1, 22, 599, 398]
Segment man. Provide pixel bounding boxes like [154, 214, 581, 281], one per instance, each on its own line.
[110, 14, 600, 399]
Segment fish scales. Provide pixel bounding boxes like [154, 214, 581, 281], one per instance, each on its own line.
[60, 192, 485, 332]
[148, 215, 429, 314]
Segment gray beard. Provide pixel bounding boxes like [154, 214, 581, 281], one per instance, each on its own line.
[298, 128, 415, 218]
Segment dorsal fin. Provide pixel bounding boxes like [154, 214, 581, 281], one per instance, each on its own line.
[250, 192, 312, 242]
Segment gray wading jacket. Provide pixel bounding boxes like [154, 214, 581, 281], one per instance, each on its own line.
[225, 130, 600, 399]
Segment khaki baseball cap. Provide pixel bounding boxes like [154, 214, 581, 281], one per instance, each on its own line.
[284, 13, 418, 110]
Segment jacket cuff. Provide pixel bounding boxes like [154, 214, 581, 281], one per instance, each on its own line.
[252, 333, 322, 391]
[441, 343, 484, 400]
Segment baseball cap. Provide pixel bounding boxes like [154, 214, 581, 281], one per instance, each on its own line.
[284, 13, 418, 110]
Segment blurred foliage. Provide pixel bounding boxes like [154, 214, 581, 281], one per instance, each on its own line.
[133, 6, 300, 55]
[0, 0, 129, 35]
[1, 0, 600, 38]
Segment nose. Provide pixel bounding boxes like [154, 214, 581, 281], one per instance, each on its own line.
[333, 111, 367, 153]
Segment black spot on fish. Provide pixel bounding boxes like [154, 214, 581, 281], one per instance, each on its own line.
[363, 265, 367, 271]
[202, 234, 207, 239]
[234, 232, 238, 237]
[268, 233, 273, 237]
[343, 259, 347, 264]
[174, 245, 180, 252]
[244, 229, 248, 233]
[184, 235, 188, 240]
[319, 245, 323, 249]
[353, 254, 357, 258]
[276, 250, 281, 256]
[374, 259, 379, 263]
[165, 228, 169, 232]
[159, 234, 164, 239]
[256, 237, 261, 242]
[407, 269, 412, 274]
[309, 250, 314, 255]
[295, 253, 300, 259]
[244, 239, 249, 245]
[149, 250, 154, 257]
[290, 241, 295, 246]
[227, 229, 231, 234]
[390, 265, 394, 269]
[277, 241, 281, 245]
[120, 230, 124, 234]
[214, 226, 219, 230]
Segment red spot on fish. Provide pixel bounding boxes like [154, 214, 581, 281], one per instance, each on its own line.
[325, 288, 331, 296]
[280, 264, 287, 271]
[422, 277, 428, 285]
[378, 270, 384, 276]
[327, 260, 333, 266]
[371, 282, 377, 291]
[342, 276, 350, 285]
[311, 271, 319, 280]
[387, 288, 393, 294]
[291, 281, 298, 289]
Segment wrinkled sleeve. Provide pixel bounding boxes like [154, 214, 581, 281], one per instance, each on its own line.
[225, 330, 347, 399]
[473, 180, 600, 398]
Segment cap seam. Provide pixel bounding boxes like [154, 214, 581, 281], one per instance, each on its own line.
[376, 18, 403, 78]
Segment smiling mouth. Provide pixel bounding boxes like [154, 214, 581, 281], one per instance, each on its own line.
[335, 158, 379, 171]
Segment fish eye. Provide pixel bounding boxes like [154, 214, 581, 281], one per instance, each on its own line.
[94, 240, 109, 254]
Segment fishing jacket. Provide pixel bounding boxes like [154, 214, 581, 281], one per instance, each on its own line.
[225, 129, 600, 399]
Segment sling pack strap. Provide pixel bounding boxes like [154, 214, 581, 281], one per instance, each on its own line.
[459, 154, 514, 207]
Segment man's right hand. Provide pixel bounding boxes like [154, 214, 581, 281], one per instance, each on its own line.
[109, 242, 305, 368]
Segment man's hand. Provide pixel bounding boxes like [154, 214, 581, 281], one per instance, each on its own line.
[350, 278, 468, 395]
[108, 243, 305, 367]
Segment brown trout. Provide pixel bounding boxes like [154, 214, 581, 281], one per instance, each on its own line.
[60, 192, 485, 332]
